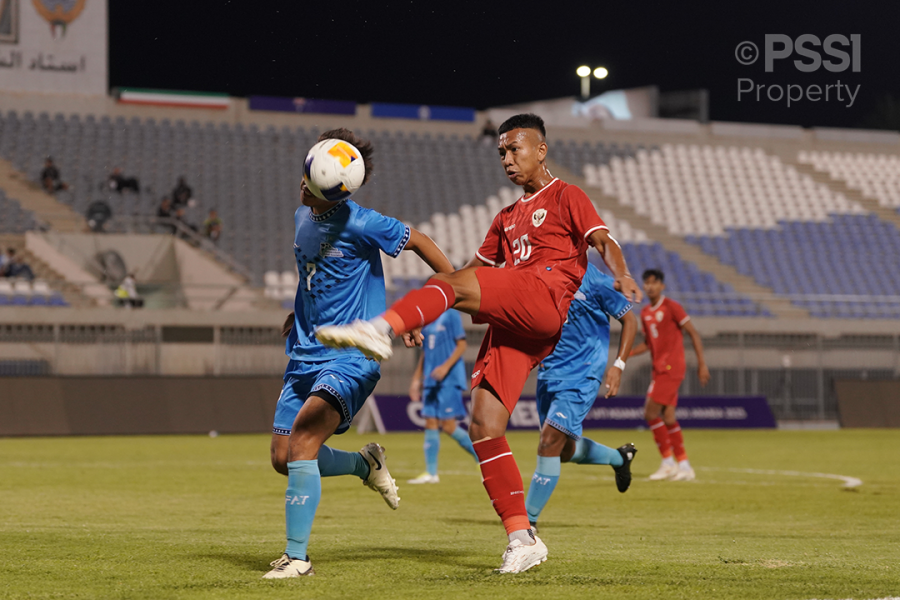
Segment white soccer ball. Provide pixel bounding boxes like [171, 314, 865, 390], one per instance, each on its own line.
[303, 139, 365, 202]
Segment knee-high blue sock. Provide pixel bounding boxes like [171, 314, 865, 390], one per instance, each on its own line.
[448, 426, 477, 460]
[525, 455, 561, 523]
[284, 460, 321, 560]
[317, 445, 370, 479]
[424, 429, 440, 475]
[571, 437, 623, 467]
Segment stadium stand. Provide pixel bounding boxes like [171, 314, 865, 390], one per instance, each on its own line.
[0, 191, 39, 233]
[578, 142, 900, 318]
[799, 150, 900, 212]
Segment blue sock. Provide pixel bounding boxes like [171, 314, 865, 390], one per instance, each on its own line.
[284, 460, 321, 560]
[525, 455, 561, 523]
[571, 437, 623, 467]
[317, 445, 370, 479]
[448, 426, 477, 460]
[424, 429, 440, 475]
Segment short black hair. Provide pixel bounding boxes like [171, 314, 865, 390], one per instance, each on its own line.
[318, 128, 374, 184]
[642, 268, 665, 282]
[498, 113, 546, 139]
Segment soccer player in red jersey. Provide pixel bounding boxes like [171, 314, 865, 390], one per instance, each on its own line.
[317, 113, 642, 573]
[630, 269, 710, 482]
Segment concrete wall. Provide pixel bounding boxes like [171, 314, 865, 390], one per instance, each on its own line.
[835, 380, 900, 427]
[0, 376, 282, 436]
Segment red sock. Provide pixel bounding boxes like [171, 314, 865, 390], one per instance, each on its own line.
[383, 278, 456, 335]
[667, 422, 687, 462]
[648, 418, 673, 459]
[473, 437, 530, 535]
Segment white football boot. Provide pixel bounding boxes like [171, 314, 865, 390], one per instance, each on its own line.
[407, 472, 440, 485]
[495, 535, 548, 573]
[315, 320, 393, 361]
[262, 553, 314, 579]
[671, 466, 696, 482]
[648, 462, 679, 481]
[360, 442, 400, 509]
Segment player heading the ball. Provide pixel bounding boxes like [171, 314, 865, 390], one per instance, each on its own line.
[264, 129, 454, 579]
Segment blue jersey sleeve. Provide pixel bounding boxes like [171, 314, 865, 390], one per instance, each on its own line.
[357, 208, 411, 258]
[448, 309, 465, 341]
[589, 268, 633, 321]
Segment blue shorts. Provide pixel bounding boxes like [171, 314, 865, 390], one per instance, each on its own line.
[536, 377, 602, 439]
[273, 356, 381, 436]
[421, 384, 467, 420]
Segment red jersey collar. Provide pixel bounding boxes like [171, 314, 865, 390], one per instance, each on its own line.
[649, 295, 666, 311]
[518, 178, 559, 204]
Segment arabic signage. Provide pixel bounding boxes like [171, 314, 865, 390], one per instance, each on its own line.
[0, 0, 107, 95]
[249, 95, 357, 116]
[366, 395, 777, 431]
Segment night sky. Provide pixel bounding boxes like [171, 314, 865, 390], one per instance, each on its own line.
[109, 0, 898, 129]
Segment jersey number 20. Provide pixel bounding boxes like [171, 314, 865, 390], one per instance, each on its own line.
[512, 234, 532, 265]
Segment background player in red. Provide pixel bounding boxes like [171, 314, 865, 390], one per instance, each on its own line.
[317, 113, 642, 573]
[630, 268, 710, 482]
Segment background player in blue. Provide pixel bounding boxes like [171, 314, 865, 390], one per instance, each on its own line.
[524, 262, 639, 531]
[407, 309, 478, 484]
[265, 129, 454, 579]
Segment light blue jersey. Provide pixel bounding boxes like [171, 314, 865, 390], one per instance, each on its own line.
[422, 309, 467, 390]
[538, 263, 632, 382]
[285, 199, 410, 364]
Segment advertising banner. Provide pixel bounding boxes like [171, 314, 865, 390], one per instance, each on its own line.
[371, 102, 475, 122]
[366, 395, 776, 432]
[248, 95, 357, 115]
[0, 0, 107, 95]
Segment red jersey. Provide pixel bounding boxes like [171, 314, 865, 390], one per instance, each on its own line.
[476, 178, 607, 321]
[640, 296, 690, 378]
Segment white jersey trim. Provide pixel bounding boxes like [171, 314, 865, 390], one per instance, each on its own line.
[650, 296, 666, 311]
[518, 178, 559, 204]
[583, 224, 609, 240]
[475, 251, 497, 266]
[679, 315, 692, 326]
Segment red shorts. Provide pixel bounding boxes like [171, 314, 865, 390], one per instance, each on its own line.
[646, 372, 684, 407]
[470, 268, 563, 414]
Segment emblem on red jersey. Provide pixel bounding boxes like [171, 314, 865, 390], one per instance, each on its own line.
[656, 311, 665, 322]
[532, 208, 547, 228]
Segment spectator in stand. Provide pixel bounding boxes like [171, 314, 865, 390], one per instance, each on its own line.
[480, 119, 498, 145]
[175, 206, 198, 235]
[40, 157, 69, 194]
[108, 167, 140, 193]
[172, 176, 193, 208]
[114, 272, 143, 308]
[203, 209, 223, 242]
[0, 248, 11, 271]
[156, 197, 176, 234]
[2, 249, 35, 280]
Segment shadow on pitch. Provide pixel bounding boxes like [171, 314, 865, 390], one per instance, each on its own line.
[440, 517, 606, 530]
[199, 547, 482, 570]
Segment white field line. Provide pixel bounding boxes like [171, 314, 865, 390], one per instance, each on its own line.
[700, 466, 863, 488]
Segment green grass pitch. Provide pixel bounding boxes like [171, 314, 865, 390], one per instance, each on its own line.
[1, 429, 898, 600]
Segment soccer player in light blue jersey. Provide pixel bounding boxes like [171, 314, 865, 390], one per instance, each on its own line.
[407, 309, 477, 484]
[525, 262, 639, 532]
[264, 129, 453, 579]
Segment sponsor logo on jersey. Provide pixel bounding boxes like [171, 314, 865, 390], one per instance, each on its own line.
[471, 370, 480, 379]
[319, 242, 344, 258]
[656, 310, 665, 322]
[555, 412, 568, 419]
[504, 223, 516, 232]
[532, 208, 547, 228]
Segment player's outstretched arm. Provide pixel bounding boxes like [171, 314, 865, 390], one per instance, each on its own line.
[682, 320, 711, 386]
[404, 228, 454, 275]
[605, 310, 638, 398]
[409, 354, 424, 402]
[461, 256, 490, 270]
[588, 229, 642, 303]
